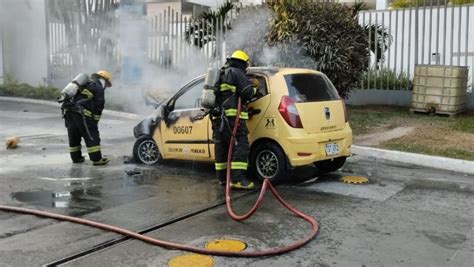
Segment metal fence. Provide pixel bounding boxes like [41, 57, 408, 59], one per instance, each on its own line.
[46, 2, 473, 92]
[359, 3, 474, 91]
[46, 0, 121, 86]
[147, 7, 237, 69]
[46, 3, 237, 85]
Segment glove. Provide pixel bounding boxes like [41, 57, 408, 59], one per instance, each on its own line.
[248, 108, 261, 118]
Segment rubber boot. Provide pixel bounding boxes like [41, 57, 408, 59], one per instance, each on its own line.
[93, 158, 109, 166]
[230, 179, 255, 190]
[73, 156, 85, 163]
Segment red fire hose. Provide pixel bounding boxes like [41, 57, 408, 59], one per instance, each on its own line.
[0, 98, 319, 257]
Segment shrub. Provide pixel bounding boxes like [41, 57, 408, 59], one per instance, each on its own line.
[265, 1, 370, 97]
[205, 1, 372, 97]
[359, 68, 412, 90]
[451, 0, 474, 4]
[390, 0, 413, 8]
[389, 0, 435, 8]
[0, 77, 60, 100]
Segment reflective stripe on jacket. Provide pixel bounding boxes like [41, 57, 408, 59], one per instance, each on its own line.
[69, 78, 105, 121]
[217, 67, 255, 120]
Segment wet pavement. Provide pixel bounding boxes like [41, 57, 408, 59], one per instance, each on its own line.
[0, 99, 473, 266]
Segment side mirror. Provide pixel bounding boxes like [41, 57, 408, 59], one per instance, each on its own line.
[163, 105, 171, 117]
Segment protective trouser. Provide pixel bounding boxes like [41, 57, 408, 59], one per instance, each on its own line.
[212, 117, 250, 183]
[65, 112, 102, 162]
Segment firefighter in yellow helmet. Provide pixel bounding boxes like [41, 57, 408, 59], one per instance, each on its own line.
[212, 50, 257, 189]
[61, 70, 112, 166]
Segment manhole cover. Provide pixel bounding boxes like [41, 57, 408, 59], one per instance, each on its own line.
[205, 239, 247, 252]
[340, 176, 369, 184]
[168, 253, 214, 267]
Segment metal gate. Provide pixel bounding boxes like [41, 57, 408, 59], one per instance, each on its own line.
[46, 0, 236, 87]
[359, 3, 473, 91]
[147, 6, 236, 70]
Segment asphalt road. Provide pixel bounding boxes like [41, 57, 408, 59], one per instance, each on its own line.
[0, 99, 473, 267]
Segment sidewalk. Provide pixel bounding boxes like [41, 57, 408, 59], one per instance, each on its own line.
[352, 145, 474, 176]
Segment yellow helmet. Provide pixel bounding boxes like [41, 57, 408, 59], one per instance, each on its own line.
[93, 70, 112, 87]
[231, 50, 249, 63]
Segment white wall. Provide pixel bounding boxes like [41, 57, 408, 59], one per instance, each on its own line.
[0, 0, 48, 86]
[239, 0, 264, 6]
[376, 0, 388, 10]
[147, 2, 182, 17]
[359, 5, 474, 90]
[186, 0, 263, 8]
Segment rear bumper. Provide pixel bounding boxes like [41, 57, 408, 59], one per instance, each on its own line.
[282, 123, 352, 167]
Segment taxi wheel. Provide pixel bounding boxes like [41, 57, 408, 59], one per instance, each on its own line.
[250, 143, 287, 184]
[133, 135, 162, 165]
[314, 157, 346, 173]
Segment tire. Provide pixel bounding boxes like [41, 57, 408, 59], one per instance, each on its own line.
[314, 157, 346, 173]
[250, 143, 288, 184]
[133, 135, 162, 165]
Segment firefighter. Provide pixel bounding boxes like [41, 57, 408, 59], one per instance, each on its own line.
[213, 50, 257, 190]
[62, 70, 112, 166]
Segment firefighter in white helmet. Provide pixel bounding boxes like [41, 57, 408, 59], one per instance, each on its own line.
[60, 70, 112, 166]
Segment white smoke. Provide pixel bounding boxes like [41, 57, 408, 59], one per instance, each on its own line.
[226, 5, 317, 69]
[51, 2, 210, 115]
[0, 0, 49, 85]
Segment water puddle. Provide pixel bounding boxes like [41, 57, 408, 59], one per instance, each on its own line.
[11, 188, 101, 215]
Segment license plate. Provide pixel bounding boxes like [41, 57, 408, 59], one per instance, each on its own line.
[325, 143, 340, 156]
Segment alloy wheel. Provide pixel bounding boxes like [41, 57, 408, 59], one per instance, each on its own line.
[256, 149, 279, 179]
[138, 140, 160, 165]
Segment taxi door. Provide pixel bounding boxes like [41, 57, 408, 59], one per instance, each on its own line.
[246, 74, 271, 136]
[160, 78, 213, 162]
[208, 73, 270, 158]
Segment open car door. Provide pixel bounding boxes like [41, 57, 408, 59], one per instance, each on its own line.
[160, 77, 213, 162]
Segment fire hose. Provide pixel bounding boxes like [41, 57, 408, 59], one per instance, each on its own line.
[0, 98, 319, 257]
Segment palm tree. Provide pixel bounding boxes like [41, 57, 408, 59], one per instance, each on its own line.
[184, 1, 235, 48]
[366, 23, 393, 68]
[353, 2, 393, 68]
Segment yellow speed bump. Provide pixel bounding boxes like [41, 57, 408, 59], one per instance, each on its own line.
[340, 175, 369, 184]
[168, 253, 214, 267]
[205, 239, 247, 252]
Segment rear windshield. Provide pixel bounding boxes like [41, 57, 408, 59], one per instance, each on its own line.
[284, 73, 340, 102]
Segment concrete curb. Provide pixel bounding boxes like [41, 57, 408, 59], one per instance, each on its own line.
[352, 145, 474, 175]
[0, 96, 143, 120]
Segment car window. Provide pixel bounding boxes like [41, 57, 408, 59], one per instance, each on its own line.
[174, 80, 205, 109]
[247, 74, 268, 100]
[284, 73, 339, 102]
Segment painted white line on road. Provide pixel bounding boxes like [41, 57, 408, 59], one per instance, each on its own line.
[353, 145, 474, 176]
[0, 167, 15, 174]
[18, 134, 57, 139]
[298, 180, 405, 201]
[38, 177, 93, 181]
[0, 96, 143, 120]
[0, 110, 58, 120]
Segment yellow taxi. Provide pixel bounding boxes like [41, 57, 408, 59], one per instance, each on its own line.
[133, 67, 352, 182]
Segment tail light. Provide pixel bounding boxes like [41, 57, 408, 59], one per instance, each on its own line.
[278, 96, 303, 128]
[339, 95, 347, 122]
[341, 97, 348, 123]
